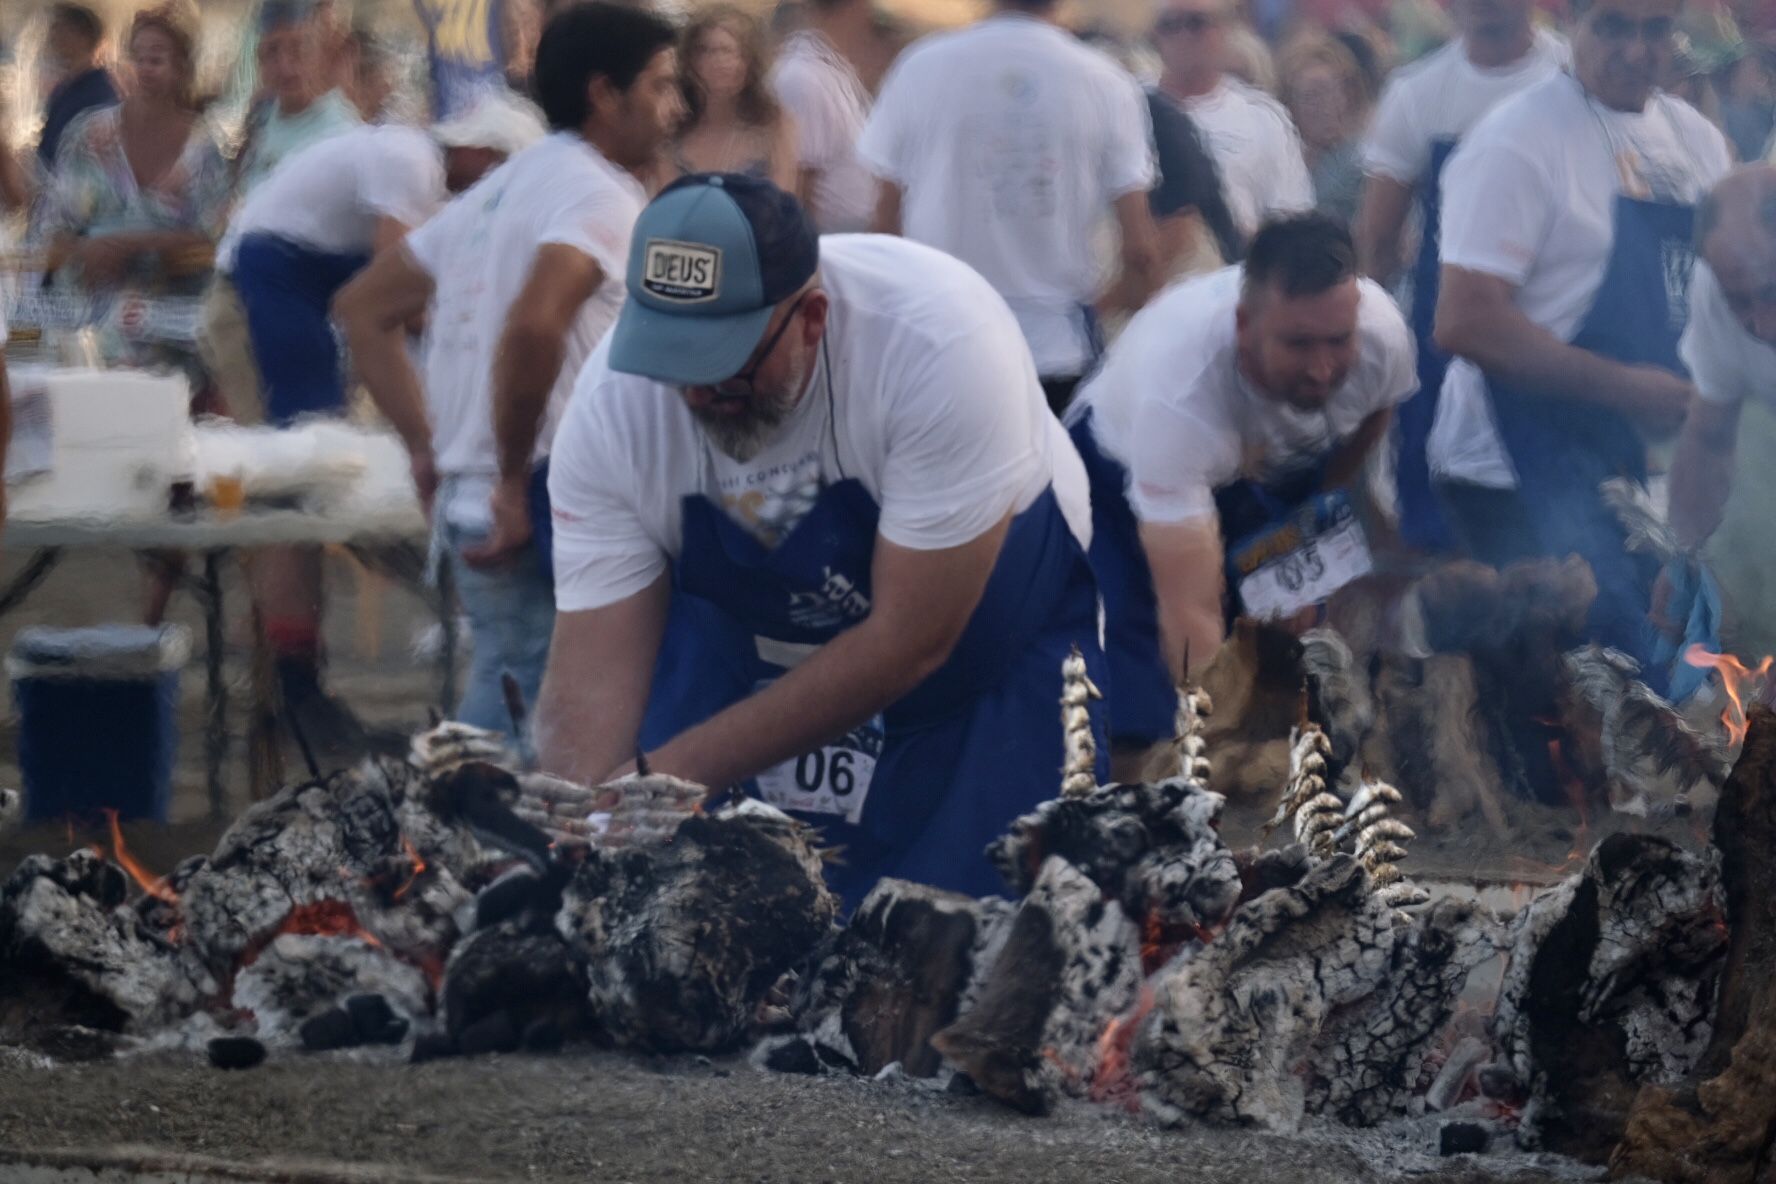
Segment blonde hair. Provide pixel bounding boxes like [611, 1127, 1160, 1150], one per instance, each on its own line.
[1222, 24, 1277, 94]
[1277, 32, 1367, 121]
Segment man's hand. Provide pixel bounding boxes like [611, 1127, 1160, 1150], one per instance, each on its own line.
[1620, 366, 1695, 440]
[461, 474, 533, 568]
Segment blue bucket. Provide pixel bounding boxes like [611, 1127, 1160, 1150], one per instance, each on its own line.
[10, 625, 191, 823]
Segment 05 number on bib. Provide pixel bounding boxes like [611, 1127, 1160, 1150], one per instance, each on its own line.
[756, 718, 884, 825]
[1230, 491, 1374, 622]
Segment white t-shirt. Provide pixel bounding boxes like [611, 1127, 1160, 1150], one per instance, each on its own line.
[1074, 265, 1417, 524]
[1430, 72, 1731, 488]
[1362, 30, 1570, 186]
[405, 132, 645, 482]
[219, 125, 445, 272]
[1682, 262, 1776, 410]
[771, 30, 877, 234]
[549, 235, 1092, 613]
[1175, 79, 1313, 240]
[856, 15, 1155, 378]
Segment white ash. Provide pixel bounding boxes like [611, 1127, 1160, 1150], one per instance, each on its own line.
[1132, 854, 1399, 1131]
[231, 934, 431, 1044]
[988, 778, 1242, 942]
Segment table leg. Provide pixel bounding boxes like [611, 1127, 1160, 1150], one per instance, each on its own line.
[437, 557, 459, 713]
[199, 552, 228, 821]
[0, 548, 64, 616]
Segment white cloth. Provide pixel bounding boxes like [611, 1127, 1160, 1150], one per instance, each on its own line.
[1430, 72, 1731, 488]
[1073, 265, 1417, 524]
[1174, 79, 1313, 240]
[549, 235, 1092, 613]
[1682, 261, 1776, 410]
[405, 132, 645, 488]
[218, 125, 445, 272]
[856, 15, 1155, 377]
[1361, 30, 1570, 185]
[771, 30, 876, 234]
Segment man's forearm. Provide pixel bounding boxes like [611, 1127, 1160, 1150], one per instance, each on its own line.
[1669, 405, 1739, 550]
[349, 324, 431, 455]
[491, 327, 564, 480]
[647, 613, 950, 790]
[1436, 295, 1645, 414]
[1354, 174, 1412, 283]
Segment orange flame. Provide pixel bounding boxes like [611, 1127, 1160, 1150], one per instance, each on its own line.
[393, 835, 427, 901]
[1091, 984, 1158, 1111]
[1685, 645, 1774, 746]
[1141, 912, 1216, 975]
[101, 809, 177, 904]
[241, 900, 383, 970]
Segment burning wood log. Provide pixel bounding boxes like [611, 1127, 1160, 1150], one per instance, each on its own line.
[929, 856, 1143, 1114]
[1612, 705, 1776, 1183]
[555, 799, 840, 1053]
[1491, 833, 1726, 1163]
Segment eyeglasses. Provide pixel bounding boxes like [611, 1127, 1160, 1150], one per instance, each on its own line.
[712, 293, 808, 396]
[1155, 11, 1220, 35]
[1587, 12, 1676, 45]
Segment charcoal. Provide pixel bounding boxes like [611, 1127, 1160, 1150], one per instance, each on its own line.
[410, 1032, 458, 1063]
[1439, 1122, 1489, 1156]
[208, 1036, 267, 1070]
[458, 1010, 520, 1056]
[345, 993, 407, 1045]
[1477, 1064, 1527, 1107]
[299, 1008, 357, 1052]
[762, 1037, 823, 1076]
[521, 1017, 565, 1053]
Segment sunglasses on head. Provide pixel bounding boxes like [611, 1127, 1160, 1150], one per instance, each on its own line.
[1155, 11, 1220, 34]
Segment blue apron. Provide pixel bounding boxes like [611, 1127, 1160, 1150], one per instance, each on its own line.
[637, 479, 1108, 908]
[1395, 138, 1459, 551]
[1486, 187, 1720, 695]
[1069, 408, 1333, 747]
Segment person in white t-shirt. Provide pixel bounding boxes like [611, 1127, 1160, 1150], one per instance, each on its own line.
[770, 0, 878, 234]
[856, 0, 1161, 413]
[1067, 215, 1414, 777]
[537, 175, 1105, 905]
[1430, 0, 1731, 694]
[1354, 0, 1568, 550]
[336, 4, 682, 738]
[1150, 0, 1313, 242]
[1669, 167, 1776, 552]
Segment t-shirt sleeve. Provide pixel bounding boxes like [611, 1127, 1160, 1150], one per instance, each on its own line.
[1361, 74, 1425, 182]
[1099, 69, 1157, 199]
[853, 61, 906, 182]
[1363, 286, 1420, 411]
[1121, 349, 1237, 524]
[1438, 137, 1553, 285]
[534, 176, 633, 279]
[1271, 113, 1317, 214]
[1682, 266, 1756, 408]
[774, 59, 850, 172]
[362, 133, 445, 229]
[548, 382, 670, 613]
[875, 325, 1044, 549]
[403, 194, 469, 278]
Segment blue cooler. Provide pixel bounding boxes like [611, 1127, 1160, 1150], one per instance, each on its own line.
[10, 625, 190, 823]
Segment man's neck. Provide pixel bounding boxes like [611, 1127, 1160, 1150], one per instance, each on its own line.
[60, 55, 101, 80]
[991, 4, 1059, 24]
[1464, 25, 1535, 69]
[278, 89, 323, 117]
[1576, 71, 1648, 114]
[809, 9, 869, 65]
[1160, 68, 1222, 102]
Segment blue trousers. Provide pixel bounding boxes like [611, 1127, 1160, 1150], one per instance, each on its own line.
[231, 234, 368, 425]
[443, 522, 556, 737]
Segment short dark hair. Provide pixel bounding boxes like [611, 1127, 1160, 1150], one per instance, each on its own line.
[532, 2, 678, 132]
[1243, 213, 1358, 299]
[49, 3, 104, 46]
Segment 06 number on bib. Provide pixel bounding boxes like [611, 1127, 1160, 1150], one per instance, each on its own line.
[756, 718, 883, 825]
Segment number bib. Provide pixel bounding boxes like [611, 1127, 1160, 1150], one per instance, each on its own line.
[1228, 491, 1374, 621]
[756, 717, 884, 825]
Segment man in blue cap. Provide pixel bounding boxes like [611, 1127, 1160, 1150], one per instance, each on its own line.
[536, 174, 1107, 905]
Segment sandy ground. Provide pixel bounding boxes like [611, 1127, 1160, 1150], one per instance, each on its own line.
[0, 1048, 1604, 1184]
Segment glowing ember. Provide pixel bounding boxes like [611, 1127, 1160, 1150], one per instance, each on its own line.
[1141, 912, 1215, 975]
[101, 809, 177, 904]
[1091, 984, 1157, 1110]
[1684, 645, 1774, 746]
[240, 900, 383, 970]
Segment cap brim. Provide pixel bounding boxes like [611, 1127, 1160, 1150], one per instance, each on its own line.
[607, 300, 775, 386]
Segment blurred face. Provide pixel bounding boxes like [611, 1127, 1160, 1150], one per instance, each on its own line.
[258, 21, 322, 111]
[595, 48, 686, 169]
[1572, 0, 1681, 113]
[1153, 0, 1228, 84]
[1236, 278, 1362, 411]
[444, 145, 504, 193]
[680, 291, 829, 462]
[129, 26, 185, 104]
[1705, 231, 1776, 345]
[693, 24, 748, 103]
[1454, 0, 1535, 42]
[1289, 63, 1350, 150]
[47, 22, 95, 72]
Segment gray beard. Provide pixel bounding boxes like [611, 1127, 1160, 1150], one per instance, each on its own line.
[691, 362, 807, 463]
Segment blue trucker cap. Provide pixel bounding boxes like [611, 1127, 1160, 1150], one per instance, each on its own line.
[608, 173, 820, 386]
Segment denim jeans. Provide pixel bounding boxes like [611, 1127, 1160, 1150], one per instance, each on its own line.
[443, 522, 556, 738]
